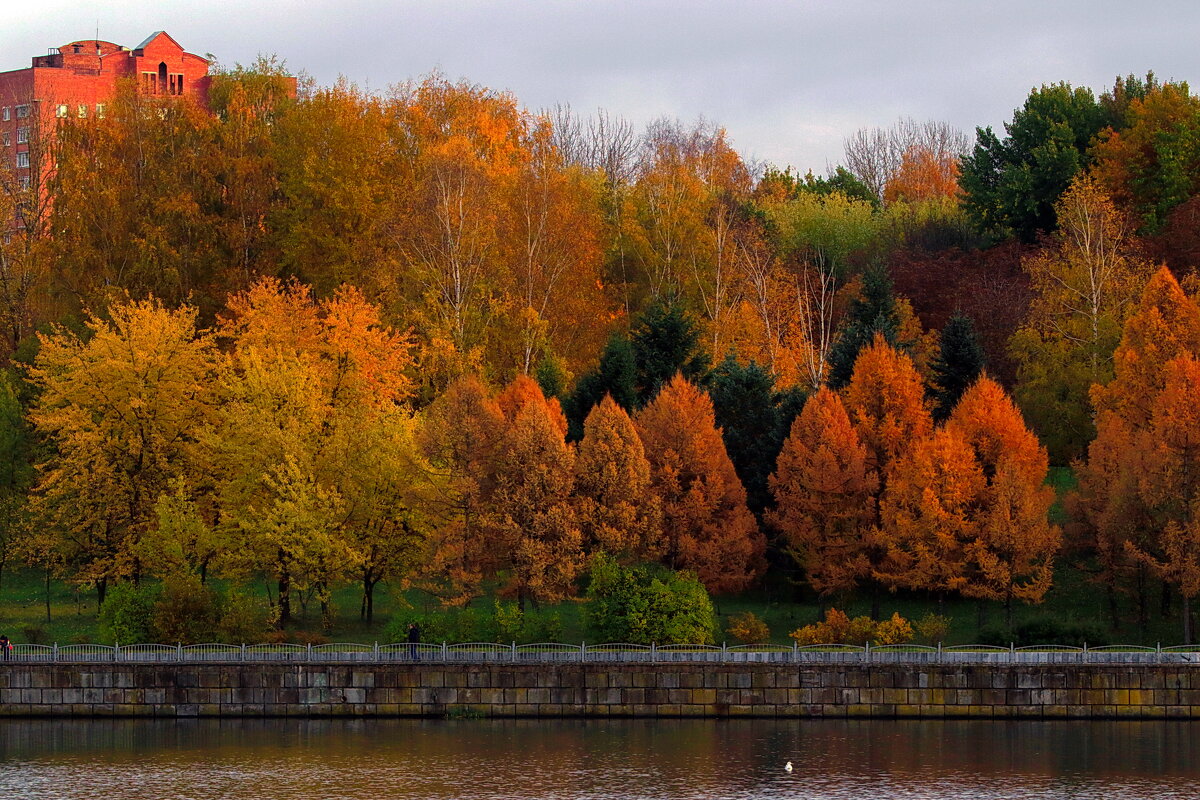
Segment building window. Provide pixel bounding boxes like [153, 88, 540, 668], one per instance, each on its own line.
[169, 73, 186, 95]
[1, 107, 8, 121]
[142, 72, 157, 93]
[56, 104, 68, 118]
[16, 152, 29, 169]
[18, 176, 30, 191]
[96, 103, 106, 119]
[15, 105, 29, 119]
[16, 128, 28, 144]
[78, 104, 87, 118]
[1, 132, 8, 147]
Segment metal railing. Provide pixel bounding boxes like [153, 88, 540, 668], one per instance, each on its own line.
[2, 642, 1200, 665]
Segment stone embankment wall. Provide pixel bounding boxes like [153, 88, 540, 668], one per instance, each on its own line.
[3, 663, 1200, 718]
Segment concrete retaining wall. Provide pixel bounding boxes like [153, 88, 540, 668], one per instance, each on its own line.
[3, 663, 1200, 718]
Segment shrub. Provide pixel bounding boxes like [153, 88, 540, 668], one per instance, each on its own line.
[979, 615, 1108, 648]
[20, 625, 47, 645]
[585, 553, 716, 645]
[385, 606, 488, 644]
[217, 590, 272, 643]
[726, 611, 770, 644]
[152, 575, 219, 644]
[98, 582, 160, 644]
[490, 600, 524, 642]
[914, 613, 952, 645]
[789, 608, 914, 646]
[874, 612, 914, 645]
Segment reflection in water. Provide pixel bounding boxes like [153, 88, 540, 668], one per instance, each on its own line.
[1, 718, 1198, 799]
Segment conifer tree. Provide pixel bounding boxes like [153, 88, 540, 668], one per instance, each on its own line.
[826, 267, 899, 389]
[930, 314, 986, 421]
[636, 374, 764, 593]
[768, 388, 877, 596]
[575, 396, 663, 562]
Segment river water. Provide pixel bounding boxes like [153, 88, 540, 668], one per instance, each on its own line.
[1, 718, 1198, 799]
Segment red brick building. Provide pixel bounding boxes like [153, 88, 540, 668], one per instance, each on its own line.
[0, 31, 212, 192]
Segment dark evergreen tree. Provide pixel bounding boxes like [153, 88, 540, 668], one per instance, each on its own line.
[630, 297, 710, 404]
[825, 266, 899, 389]
[709, 356, 778, 513]
[958, 83, 1106, 242]
[930, 314, 986, 421]
[565, 334, 638, 440]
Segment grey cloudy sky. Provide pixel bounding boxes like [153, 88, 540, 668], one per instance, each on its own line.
[7, 0, 1199, 171]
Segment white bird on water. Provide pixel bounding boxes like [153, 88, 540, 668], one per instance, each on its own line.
[784, 761, 793, 773]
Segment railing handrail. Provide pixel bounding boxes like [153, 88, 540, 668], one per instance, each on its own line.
[2, 640, 1198, 665]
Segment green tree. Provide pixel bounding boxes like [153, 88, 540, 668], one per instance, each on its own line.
[709, 356, 788, 512]
[584, 553, 716, 644]
[959, 83, 1106, 241]
[631, 297, 710, 404]
[566, 333, 638, 439]
[930, 314, 986, 421]
[826, 267, 900, 389]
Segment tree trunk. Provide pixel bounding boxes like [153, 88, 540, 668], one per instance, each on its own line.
[96, 577, 107, 608]
[44, 567, 52, 623]
[1162, 580, 1173, 619]
[278, 565, 291, 628]
[1185, 594, 1194, 645]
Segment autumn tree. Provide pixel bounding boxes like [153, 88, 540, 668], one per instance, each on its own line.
[419, 375, 507, 603]
[213, 278, 419, 626]
[1011, 176, 1154, 461]
[844, 118, 969, 206]
[1091, 80, 1200, 231]
[29, 298, 222, 603]
[841, 335, 934, 614]
[635, 374, 764, 593]
[1072, 267, 1200, 628]
[574, 396, 663, 562]
[51, 84, 224, 312]
[945, 377, 1059, 621]
[485, 375, 583, 606]
[767, 190, 879, 389]
[768, 387, 877, 596]
[1133, 356, 1200, 641]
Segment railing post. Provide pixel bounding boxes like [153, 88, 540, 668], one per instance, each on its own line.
[53, 642, 58, 662]
[114, 641, 120, 662]
[1010, 642, 1015, 662]
[1158, 642, 1162, 664]
[580, 641, 586, 663]
[241, 643, 246, 662]
[307, 642, 313, 662]
[441, 641, 447, 662]
[374, 641, 379, 661]
[177, 642, 183, 662]
[511, 641, 517, 662]
[651, 642, 657, 664]
[792, 641, 797, 664]
[864, 641, 870, 663]
[937, 641, 942, 664]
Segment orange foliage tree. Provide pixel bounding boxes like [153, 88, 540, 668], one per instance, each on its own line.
[1071, 266, 1200, 627]
[489, 379, 583, 607]
[635, 374, 764, 593]
[1131, 356, 1200, 641]
[768, 387, 877, 596]
[574, 396, 664, 563]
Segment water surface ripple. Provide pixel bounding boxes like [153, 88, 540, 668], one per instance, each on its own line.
[1, 718, 1198, 799]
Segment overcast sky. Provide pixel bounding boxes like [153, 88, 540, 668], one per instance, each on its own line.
[7, 0, 1199, 171]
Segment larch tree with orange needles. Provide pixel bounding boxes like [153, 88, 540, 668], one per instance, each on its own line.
[768, 387, 877, 597]
[1133, 356, 1200, 642]
[1071, 267, 1200, 628]
[490, 378, 582, 607]
[841, 335, 934, 616]
[946, 377, 1059, 624]
[635, 374, 765, 593]
[575, 396, 664, 564]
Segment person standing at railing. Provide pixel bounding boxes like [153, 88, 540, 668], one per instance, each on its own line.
[407, 622, 421, 660]
[0, 634, 10, 660]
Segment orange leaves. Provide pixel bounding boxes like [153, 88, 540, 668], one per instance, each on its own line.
[768, 388, 876, 596]
[635, 374, 764, 593]
[222, 277, 414, 408]
[883, 145, 960, 205]
[575, 396, 663, 562]
[843, 334, 932, 476]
